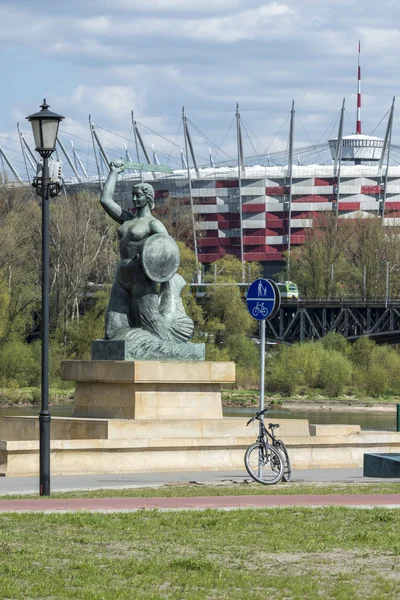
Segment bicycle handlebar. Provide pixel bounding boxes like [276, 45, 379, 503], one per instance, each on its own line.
[246, 407, 269, 426]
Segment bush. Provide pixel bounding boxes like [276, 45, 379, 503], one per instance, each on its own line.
[205, 342, 230, 362]
[0, 337, 68, 390]
[63, 291, 108, 359]
[321, 333, 350, 355]
[267, 344, 307, 395]
[225, 334, 259, 370]
[236, 366, 259, 390]
[363, 345, 400, 397]
[350, 337, 375, 369]
[300, 342, 324, 388]
[0, 338, 40, 387]
[318, 350, 352, 396]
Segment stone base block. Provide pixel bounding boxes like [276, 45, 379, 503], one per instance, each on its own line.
[61, 360, 235, 420]
[309, 424, 361, 437]
[0, 416, 311, 442]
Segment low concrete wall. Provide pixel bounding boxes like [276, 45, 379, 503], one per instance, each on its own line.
[2, 431, 400, 477]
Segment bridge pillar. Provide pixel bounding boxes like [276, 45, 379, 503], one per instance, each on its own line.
[300, 310, 305, 342]
[322, 308, 327, 335]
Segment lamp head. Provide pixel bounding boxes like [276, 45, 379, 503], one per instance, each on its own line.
[26, 99, 64, 159]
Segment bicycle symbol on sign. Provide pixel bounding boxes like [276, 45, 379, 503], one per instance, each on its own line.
[252, 302, 269, 318]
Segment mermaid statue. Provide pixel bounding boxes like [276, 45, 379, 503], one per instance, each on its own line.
[91, 160, 204, 361]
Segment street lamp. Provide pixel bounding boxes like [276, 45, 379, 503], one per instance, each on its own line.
[26, 100, 64, 496]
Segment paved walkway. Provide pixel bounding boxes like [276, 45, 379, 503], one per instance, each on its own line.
[0, 493, 400, 512]
[2, 467, 399, 496]
[1, 467, 399, 512]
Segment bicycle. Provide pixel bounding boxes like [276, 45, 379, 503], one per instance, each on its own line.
[252, 302, 268, 318]
[244, 408, 292, 485]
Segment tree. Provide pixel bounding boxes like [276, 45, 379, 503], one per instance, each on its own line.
[176, 241, 205, 334]
[64, 290, 109, 359]
[287, 212, 355, 297]
[203, 284, 255, 346]
[200, 254, 259, 382]
[0, 186, 41, 341]
[205, 255, 263, 284]
[344, 217, 399, 298]
[156, 196, 200, 250]
[286, 213, 400, 299]
[49, 191, 118, 339]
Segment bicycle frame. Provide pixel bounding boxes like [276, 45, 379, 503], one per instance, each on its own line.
[247, 409, 290, 474]
[252, 418, 279, 477]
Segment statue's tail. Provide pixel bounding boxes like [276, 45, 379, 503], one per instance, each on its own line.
[138, 274, 194, 342]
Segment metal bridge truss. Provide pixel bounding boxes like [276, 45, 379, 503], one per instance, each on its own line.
[265, 299, 400, 344]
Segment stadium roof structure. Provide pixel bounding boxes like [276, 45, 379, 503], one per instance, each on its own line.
[3, 44, 400, 270]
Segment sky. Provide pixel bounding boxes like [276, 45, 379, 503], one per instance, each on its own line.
[1, 0, 400, 177]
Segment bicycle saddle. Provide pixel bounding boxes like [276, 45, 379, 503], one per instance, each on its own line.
[269, 423, 279, 429]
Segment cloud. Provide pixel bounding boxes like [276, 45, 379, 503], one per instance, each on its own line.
[2, 3, 295, 50]
[92, 0, 269, 16]
[51, 85, 146, 123]
[0, 7, 53, 43]
[2, 0, 400, 177]
[63, 3, 294, 46]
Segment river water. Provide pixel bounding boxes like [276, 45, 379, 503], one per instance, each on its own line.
[0, 404, 397, 432]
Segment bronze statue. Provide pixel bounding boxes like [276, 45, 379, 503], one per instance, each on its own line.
[94, 160, 204, 361]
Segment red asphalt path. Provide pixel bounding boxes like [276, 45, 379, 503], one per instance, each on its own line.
[0, 494, 400, 512]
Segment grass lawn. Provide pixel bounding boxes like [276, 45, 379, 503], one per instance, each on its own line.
[1, 507, 400, 599]
[2, 481, 400, 500]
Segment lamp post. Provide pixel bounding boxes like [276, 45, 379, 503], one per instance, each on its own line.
[26, 100, 64, 496]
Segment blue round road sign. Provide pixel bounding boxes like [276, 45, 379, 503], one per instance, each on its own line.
[246, 278, 277, 321]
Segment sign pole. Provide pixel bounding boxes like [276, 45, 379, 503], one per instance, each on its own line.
[245, 277, 280, 428]
[259, 317, 266, 449]
[259, 319, 266, 416]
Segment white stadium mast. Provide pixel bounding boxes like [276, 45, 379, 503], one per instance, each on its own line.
[356, 40, 362, 137]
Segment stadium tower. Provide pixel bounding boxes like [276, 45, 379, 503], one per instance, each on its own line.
[328, 42, 384, 166]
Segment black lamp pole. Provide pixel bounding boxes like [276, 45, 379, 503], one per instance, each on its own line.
[39, 154, 51, 496]
[26, 100, 64, 496]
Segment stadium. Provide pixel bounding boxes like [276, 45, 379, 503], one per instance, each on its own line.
[2, 45, 400, 276]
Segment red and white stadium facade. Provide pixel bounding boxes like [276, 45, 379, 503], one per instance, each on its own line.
[152, 161, 400, 268]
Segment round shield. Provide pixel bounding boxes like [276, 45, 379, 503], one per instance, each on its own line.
[142, 233, 180, 282]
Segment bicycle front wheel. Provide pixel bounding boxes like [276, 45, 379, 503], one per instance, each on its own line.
[276, 440, 291, 483]
[244, 442, 284, 485]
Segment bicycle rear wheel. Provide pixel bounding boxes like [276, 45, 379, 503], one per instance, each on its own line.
[276, 440, 291, 482]
[244, 442, 284, 485]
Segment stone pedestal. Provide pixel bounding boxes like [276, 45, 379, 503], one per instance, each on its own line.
[60, 360, 235, 420]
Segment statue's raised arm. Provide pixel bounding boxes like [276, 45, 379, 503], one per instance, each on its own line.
[100, 160, 133, 224]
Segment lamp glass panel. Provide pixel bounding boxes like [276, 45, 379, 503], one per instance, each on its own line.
[30, 120, 42, 150]
[41, 119, 60, 149]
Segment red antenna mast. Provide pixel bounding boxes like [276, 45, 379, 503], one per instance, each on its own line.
[356, 41, 362, 134]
